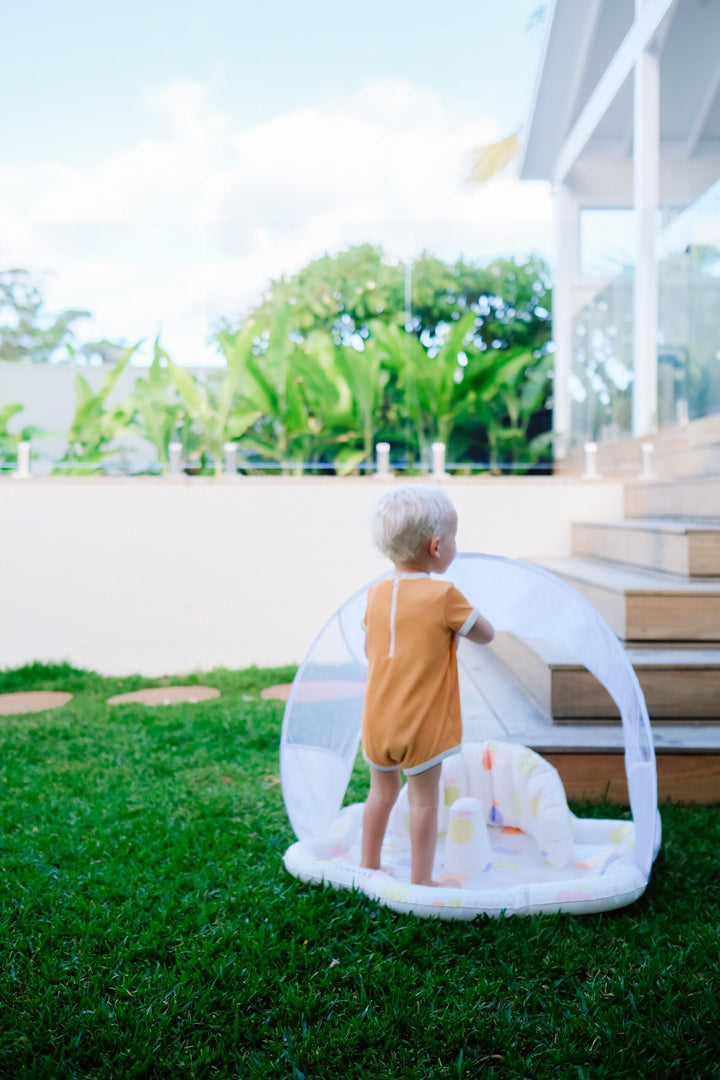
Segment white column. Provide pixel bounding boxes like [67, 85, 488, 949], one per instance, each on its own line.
[632, 37, 660, 437]
[552, 183, 580, 460]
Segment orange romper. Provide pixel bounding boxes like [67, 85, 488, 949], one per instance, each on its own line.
[361, 573, 478, 775]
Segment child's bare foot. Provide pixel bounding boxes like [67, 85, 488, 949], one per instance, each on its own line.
[360, 862, 392, 874]
[411, 874, 466, 888]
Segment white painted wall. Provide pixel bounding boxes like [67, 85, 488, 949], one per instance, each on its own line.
[0, 476, 624, 675]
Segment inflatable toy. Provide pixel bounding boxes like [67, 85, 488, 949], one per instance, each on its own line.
[281, 554, 661, 918]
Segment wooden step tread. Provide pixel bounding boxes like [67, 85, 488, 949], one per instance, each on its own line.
[528, 557, 720, 642]
[623, 647, 720, 665]
[626, 475, 720, 519]
[626, 475, 720, 490]
[489, 634, 720, 721]
[575, 517, 720, 535]
[527, 725, 720, 752]
[505, 639, 720, 665]
[540, 751, 720, 804]
[534, 556, 720, 595]
[572, 518, 720, 578]
[505, 639, 720, 669]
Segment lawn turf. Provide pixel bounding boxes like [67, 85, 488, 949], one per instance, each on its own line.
[0, 663, 719, 1080]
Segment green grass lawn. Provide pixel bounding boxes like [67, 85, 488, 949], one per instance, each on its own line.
[0, 663, 719, 1080]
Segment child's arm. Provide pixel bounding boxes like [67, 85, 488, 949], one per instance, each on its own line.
[464, 613, 495, 645]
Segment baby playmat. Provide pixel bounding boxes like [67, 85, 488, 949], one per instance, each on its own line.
[281, 555, 661, 919]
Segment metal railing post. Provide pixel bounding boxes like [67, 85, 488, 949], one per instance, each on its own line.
[582, 442, 601, 481]
[224, 442, 238, 477]
[375, 442, 391, 479]
[12, 441, 32, 481]
[431, 441, 446, 479]
[640, 442, 655, 479]
[168, 442, 183, 478]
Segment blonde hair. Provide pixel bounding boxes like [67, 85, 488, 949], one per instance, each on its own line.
[371, 486, 456, 564]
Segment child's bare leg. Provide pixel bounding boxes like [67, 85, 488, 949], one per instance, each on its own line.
[361, 766, 401, 870]
[406, 764, 442, 886]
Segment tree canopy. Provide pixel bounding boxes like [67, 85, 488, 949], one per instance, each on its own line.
[0, 269, 92, 364]
[229, 244, 552, 360]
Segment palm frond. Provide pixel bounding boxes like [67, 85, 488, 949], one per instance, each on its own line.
[466, 132, 519, 185]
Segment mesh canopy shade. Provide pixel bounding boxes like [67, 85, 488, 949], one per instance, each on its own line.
[280, 554, 658, 880]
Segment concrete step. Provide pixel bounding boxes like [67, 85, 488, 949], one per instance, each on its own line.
[572, 518, 720, 577]
[626, 475, 720, 518]
[490, 633, 720, 721]
[532, 556, 720, 642]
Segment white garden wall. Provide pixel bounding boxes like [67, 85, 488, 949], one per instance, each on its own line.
[0, 476, 624, 675]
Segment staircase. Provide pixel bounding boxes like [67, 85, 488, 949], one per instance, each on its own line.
[494, 474, 720, 804]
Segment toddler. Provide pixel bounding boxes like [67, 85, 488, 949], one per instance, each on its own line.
[360, 486, 495, 886]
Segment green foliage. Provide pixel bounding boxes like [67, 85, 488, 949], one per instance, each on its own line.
[2, 249, 553, 475]
[231, 244, 407, 342]
[58, 343, 141, 472]
[0, 662, 718, 1079]
[126, 342, 190, 465]
[216, 311, 384, 474]
[0, 403, 49, 468]
[232, 245, 552, 356]
[0, 268, 92, 363]
[216, 247, 553, 473]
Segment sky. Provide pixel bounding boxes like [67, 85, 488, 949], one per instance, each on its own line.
[1, 0, 553, 365]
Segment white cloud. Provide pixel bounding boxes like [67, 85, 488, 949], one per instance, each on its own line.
[0, 77, 552, 365]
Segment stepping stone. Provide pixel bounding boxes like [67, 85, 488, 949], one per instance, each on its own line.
[0, 691, 73, 716]
[107, 686, 220, 706]
[261, 680, 366, 702]
[261, 684, 293, 700]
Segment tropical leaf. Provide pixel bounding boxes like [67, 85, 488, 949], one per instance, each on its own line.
[332, 446, 369, 476]
[98, 341, 141, 402]
[226, 409, 263, 439]
[166, 360, 209, 425]
[466, 133, 519, 185]
[244, 354, 279, 415]
[216, 322, 260, 435]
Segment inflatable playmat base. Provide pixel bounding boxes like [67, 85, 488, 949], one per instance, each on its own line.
[283, 741, 649, 919]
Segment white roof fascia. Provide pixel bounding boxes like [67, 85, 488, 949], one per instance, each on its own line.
[517, 0, 559, 178]
[519, 0, 601, 180]
[685, 65, 720, 159]
[520, 0, 605, 180]
[554, 0, 679, 183]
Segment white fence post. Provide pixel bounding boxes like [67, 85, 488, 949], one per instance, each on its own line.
[431, 441, 446, 479]
[224, 442, 237, 477]
[12, 440, 32, 481]
[375, 442, 390, 479]
[168, 442, 183, 478]
[582, 442, 601, 481]
[640, 442, 655, 479]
